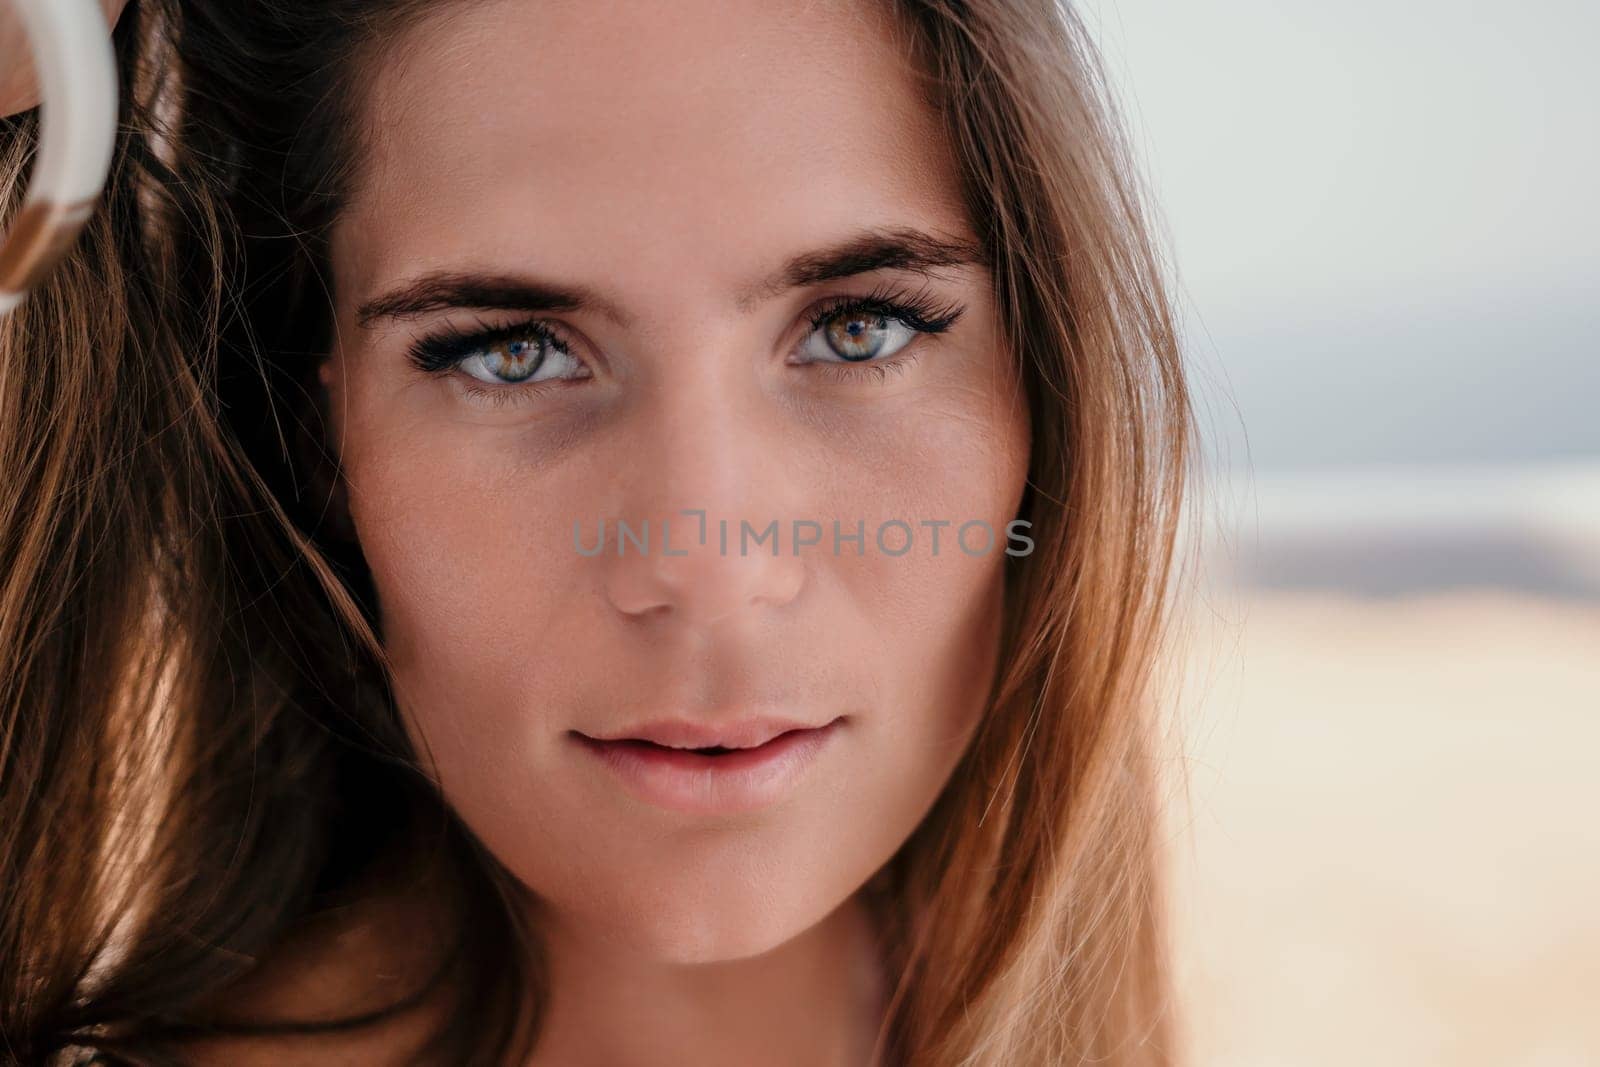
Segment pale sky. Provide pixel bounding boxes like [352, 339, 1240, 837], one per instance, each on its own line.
[1081, 0, 1599, 470]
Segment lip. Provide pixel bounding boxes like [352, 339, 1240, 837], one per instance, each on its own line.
[572, 715, 846, 815]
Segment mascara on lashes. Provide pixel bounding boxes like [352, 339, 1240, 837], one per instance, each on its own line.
[404, 284, 967, 379]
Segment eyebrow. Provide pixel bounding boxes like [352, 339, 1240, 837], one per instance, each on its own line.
[354, 226, 987, 329]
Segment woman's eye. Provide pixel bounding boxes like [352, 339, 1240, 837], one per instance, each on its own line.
[457, 333, 585, 385]
[799, 307, 920, 364]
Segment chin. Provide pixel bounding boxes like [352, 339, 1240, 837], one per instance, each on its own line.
[556, 862, 848, 966]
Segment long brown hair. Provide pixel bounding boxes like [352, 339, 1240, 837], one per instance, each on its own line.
[0, 1, 1195, 1064]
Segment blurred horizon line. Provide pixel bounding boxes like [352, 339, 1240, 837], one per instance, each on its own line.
[1194, 455, 1600, 601]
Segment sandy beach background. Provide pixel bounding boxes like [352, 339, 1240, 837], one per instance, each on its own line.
[1080, 2, 1600, 1057]
[1164, 463, 1600, 1065]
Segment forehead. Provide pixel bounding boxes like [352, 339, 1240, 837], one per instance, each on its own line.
[333, 0, 967, 306]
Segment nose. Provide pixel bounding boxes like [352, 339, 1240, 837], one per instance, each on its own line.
[602, 514, 806, 625]
[597, 354, 808, 628]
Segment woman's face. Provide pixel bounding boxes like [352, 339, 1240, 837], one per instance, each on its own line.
[323, 0, 1030, 963]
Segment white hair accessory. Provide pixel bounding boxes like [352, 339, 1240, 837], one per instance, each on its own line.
[0, 0, 119, 316]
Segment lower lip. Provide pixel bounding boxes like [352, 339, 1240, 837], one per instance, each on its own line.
[573, 718, 845, 816]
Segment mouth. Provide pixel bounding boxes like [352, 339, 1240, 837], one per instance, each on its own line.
[570, 715, 846, 815]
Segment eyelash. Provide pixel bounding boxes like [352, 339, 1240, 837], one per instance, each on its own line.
[403, 282, 966, 401]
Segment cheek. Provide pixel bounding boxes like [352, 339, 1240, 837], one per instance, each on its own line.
[340, 417, 606, 741]
[833, 362, 1031, 689]
[822, 370, 1031, 821]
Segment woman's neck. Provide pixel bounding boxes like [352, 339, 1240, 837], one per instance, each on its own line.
[527, 889, 888, 1067]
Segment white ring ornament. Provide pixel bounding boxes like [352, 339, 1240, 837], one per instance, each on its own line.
[0, 0, 118, 316]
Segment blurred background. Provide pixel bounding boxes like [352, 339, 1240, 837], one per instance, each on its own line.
[1079, 0, 1600, 1062]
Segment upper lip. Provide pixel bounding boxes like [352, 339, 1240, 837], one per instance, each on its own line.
[578, 715, 840, 750]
